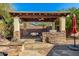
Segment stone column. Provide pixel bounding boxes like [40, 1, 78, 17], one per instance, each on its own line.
[13, 17, 20, 40]
[52, 22, 55, 30]
[50, 22, 56, 32]
[59, 16, 66, 32]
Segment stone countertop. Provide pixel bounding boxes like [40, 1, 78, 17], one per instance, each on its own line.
[0, 41, 23, 46]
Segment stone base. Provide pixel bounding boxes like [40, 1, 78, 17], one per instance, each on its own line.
[14, 31, 20, 40]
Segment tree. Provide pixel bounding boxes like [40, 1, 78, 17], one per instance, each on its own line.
[0, 3, 13, 39]
[61, 7, 79, 31]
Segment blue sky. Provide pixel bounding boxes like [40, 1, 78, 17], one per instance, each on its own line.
[11, 3, 79, 12]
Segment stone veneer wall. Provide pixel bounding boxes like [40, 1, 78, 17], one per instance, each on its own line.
[42, 32, 66, 45]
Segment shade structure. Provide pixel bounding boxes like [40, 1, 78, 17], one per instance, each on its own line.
[71, 14, 77, 34]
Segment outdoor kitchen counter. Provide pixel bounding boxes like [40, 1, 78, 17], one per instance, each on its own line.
[42, 32, 66, 45]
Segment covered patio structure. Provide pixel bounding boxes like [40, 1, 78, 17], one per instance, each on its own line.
[10, 12, 69, 44]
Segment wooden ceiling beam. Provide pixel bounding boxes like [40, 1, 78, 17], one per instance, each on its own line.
[20, 18, 56, 22]
[10, 12, 69, 17]
[16, 15, 57, 18]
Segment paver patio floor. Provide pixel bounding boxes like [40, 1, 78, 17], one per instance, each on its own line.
[19, 42, 54, 56]
[48, 45, 79, 56]
[0, 40, 54, 56]
[0, 37, 79, 56]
